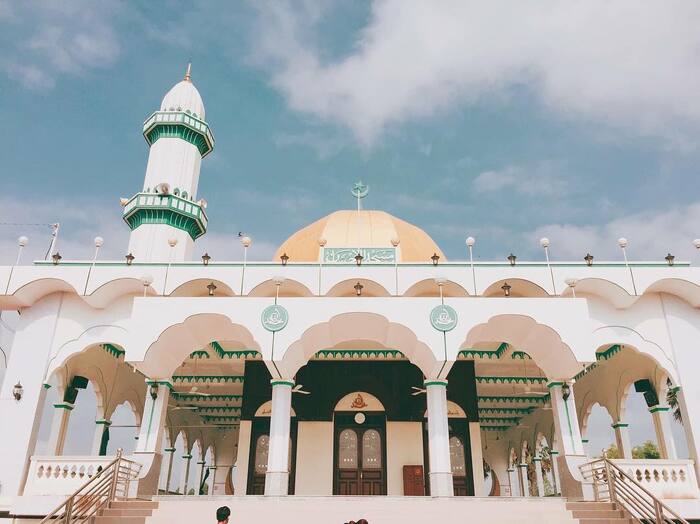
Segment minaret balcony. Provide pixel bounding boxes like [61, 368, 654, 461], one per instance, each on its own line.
[142, 110, 215, 157]
[122, 192, 208, 240]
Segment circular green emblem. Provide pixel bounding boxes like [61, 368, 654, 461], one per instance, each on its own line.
[430, 304, 458, 332]
[261, 305, 289, 332]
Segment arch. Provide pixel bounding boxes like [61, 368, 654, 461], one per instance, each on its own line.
[462, 314, 579, 379]
[403, 279, 469, 297]
[88, 277, 157, 308]
[9, 278, 79, 307]
[643, 278, 700, 308]
[280, 312, 437, 377]
[170, 279, 236, 298]
[137, 313, 261, 379]
[248, 279, 314, 298]
[560, 278, 634, 308]
[482, 279, 550, 298]
[326, 279, 391, 297]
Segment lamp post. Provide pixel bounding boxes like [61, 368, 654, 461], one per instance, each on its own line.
[163, 237, 178, 295]
[240, 235, 251, 295]
[318, 237, 327, 296]
[51, 252, 62, 265]
[141, 275, 154, 297]
[5, 236, 28, 294]
[391, 237, 400, 295]
[618, 237, 637, 295]
[84, 236, 104, 295]
[565, 278, 578, 298]
[466, 236, 476, 295]
[13, 382, 23, 401]
[540, 237, 556, 295]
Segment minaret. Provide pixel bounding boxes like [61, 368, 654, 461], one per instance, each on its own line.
[122, 64, 214, 262]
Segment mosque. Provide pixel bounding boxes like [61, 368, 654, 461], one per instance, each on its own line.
[1, 67, 700, 523]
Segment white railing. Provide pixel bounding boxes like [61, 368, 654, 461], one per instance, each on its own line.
[25, 455, 123, 496]
[581, 457, 690, 524]
[611, 459, 699, 500]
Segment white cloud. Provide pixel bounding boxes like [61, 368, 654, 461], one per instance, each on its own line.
[472, 162, 569, 198]
[251, 1, 700, 147]
[527, 202, 700, 260]
[1, 0, 121, 89]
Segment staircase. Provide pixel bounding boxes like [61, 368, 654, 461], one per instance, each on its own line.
[566, 501, 632, 524]
[93, 500, 159, 524]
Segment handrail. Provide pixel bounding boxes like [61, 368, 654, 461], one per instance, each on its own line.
[580, 457, 690, 524]
[39, 449, 141, 523]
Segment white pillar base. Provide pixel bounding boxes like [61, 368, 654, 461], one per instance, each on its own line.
[429, 471, 454, 497]
[264, 470, 289, 496]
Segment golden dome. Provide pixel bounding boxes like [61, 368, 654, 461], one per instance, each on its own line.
[274, 210, 445, 263]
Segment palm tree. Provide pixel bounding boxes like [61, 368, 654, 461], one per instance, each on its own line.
[666, 378, 682, 424]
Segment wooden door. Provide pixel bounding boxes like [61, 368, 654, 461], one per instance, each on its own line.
[334, 414, 387, 495]
[246, 418, 298, 495]
[403, 465, 425, 496]
[422, 418, 474, 496]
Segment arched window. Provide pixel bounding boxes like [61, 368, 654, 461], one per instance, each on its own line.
[362, 429, 382, 469]
[254, 435, 269, 475]
[338, 429, 358, 469]
[450, 436, 466, 476]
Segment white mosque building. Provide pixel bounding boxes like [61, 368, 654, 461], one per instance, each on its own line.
[1, 67, 700, 523]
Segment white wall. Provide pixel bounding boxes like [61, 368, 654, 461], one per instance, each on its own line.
[386, 422, 424, 495]
[294, 422, 333, 495]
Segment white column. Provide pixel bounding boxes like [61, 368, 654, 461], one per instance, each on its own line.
[180, 454, 193, 495]
[208, 465, 217, 495]
[163, 447, 176, 494]
[425, 379, 454, 497]
[650, 405, 678, 459]
[265, 379, 294, 496]
[549, 450, 561, 495]
[91, 419, 111, 455]
[135, 381, 171, 453]
[518, 463, 530, 497]
[47, 403, 73, 455]
[468, 422, 485, 496]
[533, 456, 545, 497]
[507, 468, 519, 496]
[0, 294, 63, 498]
[612, 422, 632, 459]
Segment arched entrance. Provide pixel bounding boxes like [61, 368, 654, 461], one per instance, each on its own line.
[333, 392, 387, 495]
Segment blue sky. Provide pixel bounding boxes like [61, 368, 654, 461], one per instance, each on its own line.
[0, 1, 696, 455]
[2, 1, 700, 263]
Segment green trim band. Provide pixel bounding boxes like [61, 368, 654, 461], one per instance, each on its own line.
[479, 407, 534, 415]
[424, 380, 448, 387]
[550, 451, 559, 455]
[649, 406, 671, 413]
[173, 375, 244, 384]
[195, 406, 242, 415]
[143, 111, 215, 157]
[510, 351, 531, 360]
[478, 394, 549, 404]
[458, 342, 508, 360]
[123, 192, 208, 241]
[611, 422, 629, 428]
[210, 343, 261, 360]
[164, 447, 176, 452]
[547, 381, 565, 388]
[314, 349, 406, 360]
[53, 403, 74, 410]
[182, 454, 193, 459]
[102, 343, 125, 359]
[533, 457, 542, 462]
[271, 379, 295, 387]
[95, 419, 112, 426]
[171, 392, 242, 403]
[196, 460, 206, 465]
[581, 439, 589, 443]
[43, 383, 52, 389]
[596, 344, 622, 361]
[146, 379, 174, 390]
[476, 376, 547, 385]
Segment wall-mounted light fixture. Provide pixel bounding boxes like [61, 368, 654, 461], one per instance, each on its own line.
[562, 383, 571, 401]
[584, 253, 593, 267]
[13, 382, 23, 401]
[125, 253, 135, 266]
[280, 253, 289, 266]
[354, 282, 364, 296]
[207, 282, 217, 296]
[665, 253, 675, 266]
[201, 252, 211, 266]
[507, 253, 517, 266]
[431, 253, 440, 266]
[501, 282, 512, 297]
[150, 384, 159, 401]
[52, 252, 62, 265]
[355, 253, 363, 266]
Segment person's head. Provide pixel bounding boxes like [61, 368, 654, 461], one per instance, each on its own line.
[216, 506, 231, 523]
[357, 520, 369, 524]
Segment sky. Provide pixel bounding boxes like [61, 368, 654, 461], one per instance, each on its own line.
[1, 1, 700, 263]
[0, 1, 696, 460]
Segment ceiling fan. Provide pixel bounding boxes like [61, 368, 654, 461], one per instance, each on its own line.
[186, 386, 212, 397]
[292, 384, 310, 395]
[169, 405, 198, 411]
[411, 386, 426, 396]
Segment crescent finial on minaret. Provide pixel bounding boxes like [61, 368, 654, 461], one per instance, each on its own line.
[184, 62, 192, 82]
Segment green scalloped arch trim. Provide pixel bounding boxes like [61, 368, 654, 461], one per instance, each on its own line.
[210, 342, 261, 360]
[102, 343, 125, 359]
[478, 407, 534, 415]
[596, 344, 622, 361]
[476, 376, 547, 385]
[171, 392, 243, 403]
[313, 349, 406, 360]
[172, 375, 244, 384]
[458, 342, 508, 360]
[510, 351, 531, 360]
[478, 394, 549, 404]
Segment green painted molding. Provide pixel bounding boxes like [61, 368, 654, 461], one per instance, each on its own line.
[669, 385, 681, 393]
[202, 415, 240, 424]
[479, 417, 521, 425]
[189, 350, 210, 359]
[164, 447, 176, 452]
[142, 110, 215, 157]
[171, 392, 243, 403]
[549, 450, 559, 455]
[122, 192, 208, 240]
[182, 454, 193, 459]
[43, 383, 52, 389]
[424, 380, 448, 387]
[172, 375, 244, 384]
[53, 403, 74, 410]
[510, 351, 532, 360]
[478, 407, 534, 415]
[476, 376, 547, 385]
[481, 426, 509, 432]
[478, 394, 549, 405]
[581, 439, 589, 443]
[271, 379, 295, 387]
[533, 457, 542, 462]
[195, 406, 242, 414]
[95, 419, 112, 426]
[611, 422, 629, 429]
[546, 381, 565, 388]
[458, 342, 508, 360]
[596, 344, 622, 361]
[210, 342, 261, 360]
[145, 379, 174, 390]
[196, 460, 206, 465]
[313, 349, 406, 360]
[649, 405, 671, 413]
[102, 343, 125, 359]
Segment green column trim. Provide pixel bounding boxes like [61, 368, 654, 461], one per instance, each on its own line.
[547, 381, 565, 388]
[533, 457, 542, 462]
[581, 439, 589, 443]
[95, 419, 112, 426]
[145, 379, 174, 390]
[164, 447, 176, 452]
[43, 383, 52, 389]
[611, 422, 629, 429]
[649, 406, 670, 413]
[424, 379, 448, 387]
[550, 450, 559, 455]
[182, 454, 193, 459]
[270, 379, 295, 387]
[53, 403, 74, 410]
[196, 460, 206, 465]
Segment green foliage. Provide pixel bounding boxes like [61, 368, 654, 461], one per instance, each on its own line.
[666, 379, 683, 425]
[602, 444, 621, 459]
[632, 441, 660, 459]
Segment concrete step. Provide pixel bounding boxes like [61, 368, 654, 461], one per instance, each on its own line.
[576, 520, 631, 524]
[570, 509, 625, 518]
[566, 502, 617, 511]
[100, 508, 154, 517]
[110, 500, 159, 510]
[93, 517, 147, 524]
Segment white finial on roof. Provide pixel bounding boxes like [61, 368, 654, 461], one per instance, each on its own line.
[184, 62, 192, 82]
